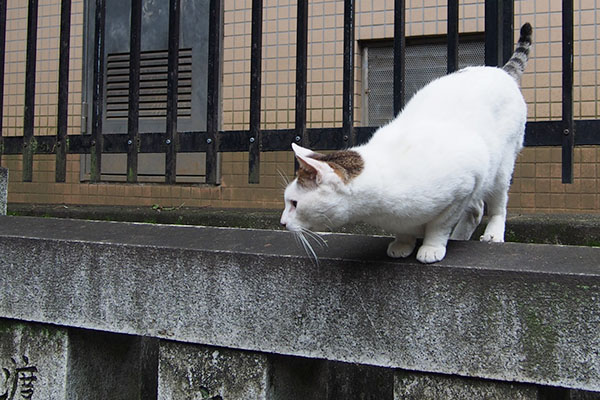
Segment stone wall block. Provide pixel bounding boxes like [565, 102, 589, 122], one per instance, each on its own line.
[394, 370, 539, 400]
[158, 341, 270, 400]
[66, 329, 159, 400]
[0, 319, 69, 400]
[270, 355, 394, 400]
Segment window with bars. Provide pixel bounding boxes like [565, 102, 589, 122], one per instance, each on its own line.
[362, 35, 485, 127]
[82, 0, 213, 183]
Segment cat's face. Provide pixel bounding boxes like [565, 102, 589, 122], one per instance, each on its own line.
[281, 178, 343, 232]
[280, 144, 363, 232]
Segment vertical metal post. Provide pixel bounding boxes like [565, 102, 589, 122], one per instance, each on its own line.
[484, 0, 500, 67]
[293, 0, 308, 174]
[501, 0, 514, 65]
[23, 0, 39, 182]
[90, 0, 106, 183]
[447, 0, 459, 74]
[393, 0, 405, 115]
[206, 0, 222, 185]
[248, 0, 263, 184]
[56, 0, 72, 183]
[165, 0, 181, 184]
[295, 0, 308, 149]
[127, 0, 142, 183]
[342, 0, 355, 145]
[0, 0, 6, 166]
[562, 0, 574, 183]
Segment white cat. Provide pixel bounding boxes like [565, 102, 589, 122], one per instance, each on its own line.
[281, 23, 532, 263]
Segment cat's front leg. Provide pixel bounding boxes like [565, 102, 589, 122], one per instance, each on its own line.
[387, 234, 416, 258]
[416, 218, 455, 263]
[416, 243, 447, 263]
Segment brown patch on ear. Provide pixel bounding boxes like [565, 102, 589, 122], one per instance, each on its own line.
[297, 165, 318, 188]
[314, 150, 364, 183]
[295, 150, 364, 187]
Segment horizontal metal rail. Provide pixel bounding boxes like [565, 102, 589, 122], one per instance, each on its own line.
[2, 121, 599, 156]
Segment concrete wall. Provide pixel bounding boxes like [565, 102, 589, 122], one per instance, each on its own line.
[1, 216, 600, 399]
[2, 319, 599, 400]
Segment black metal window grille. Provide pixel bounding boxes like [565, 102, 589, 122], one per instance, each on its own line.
[0, 0, 594, 185]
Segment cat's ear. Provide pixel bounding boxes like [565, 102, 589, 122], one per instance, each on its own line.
[292, 143, 336, 185]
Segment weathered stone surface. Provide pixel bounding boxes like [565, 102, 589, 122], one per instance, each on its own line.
[270, 355, 394, 400]
[0, 319, 69, 400]
[0, 319, 157, 400]
[0, 167, 7, 216]
[66, 329, 158, 400]
[394, 370, 538, 399]
[0, 216, 599, 392]
[158, 342, 394, 400]
[158, 341, 269, 400]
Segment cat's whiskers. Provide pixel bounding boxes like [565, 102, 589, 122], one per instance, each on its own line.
[277, 168, 291, 189]
[300, 227, 328, 249]
[294, 230, 319, 266]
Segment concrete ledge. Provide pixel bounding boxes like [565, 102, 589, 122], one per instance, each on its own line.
[8, 203, 600, 246]
[1, 216, 599, 392]
[0, 168, 7, 216]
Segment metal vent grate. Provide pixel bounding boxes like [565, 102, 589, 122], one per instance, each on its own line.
[106, 48, 193, 119]
[367, 47, 395, 128]
[366, 40, 485, 127]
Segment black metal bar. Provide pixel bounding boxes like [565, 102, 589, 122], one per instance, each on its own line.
[55, 0, 71, 183]
[0, 0, 6, 166]
[293, 0, 308, 173]
[562, 0, 574, 183]
[295, 0, 308, 149]
[165, 0, 181, 184]
[206, 0, 222, 185]
[23, 0, 39, 182]
[126, 0, 142, 183]
[393, 0, 405, 115]
[501, 0, 514, 65]
[248, 0, 263, 183]
[447, 0, 459, 74]
[90, 0, 105, 183]
[484, 0, 500, 66]
[342, 0, 355, 146]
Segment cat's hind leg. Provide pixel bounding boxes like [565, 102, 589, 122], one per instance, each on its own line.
[451, 198, 484, 240]
[480, 184, 509, 243]
[387, 234, 417, 258]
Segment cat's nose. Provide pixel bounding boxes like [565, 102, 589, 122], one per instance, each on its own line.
[280, 221, 287, 228]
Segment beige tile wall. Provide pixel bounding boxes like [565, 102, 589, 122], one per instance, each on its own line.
[1, 0, 600, 213]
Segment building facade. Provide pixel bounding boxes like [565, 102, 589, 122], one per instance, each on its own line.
[2, 0, 600, 213]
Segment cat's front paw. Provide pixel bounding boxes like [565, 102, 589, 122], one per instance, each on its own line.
[480, 233, 504, 243]
[416, 245, 446, 263]
[387, 239, 415, 258]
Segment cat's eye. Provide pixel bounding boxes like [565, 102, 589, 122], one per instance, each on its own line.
[291, 200, 298, 208]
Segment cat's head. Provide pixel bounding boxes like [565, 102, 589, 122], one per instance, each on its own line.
[280, 144, 364, 232]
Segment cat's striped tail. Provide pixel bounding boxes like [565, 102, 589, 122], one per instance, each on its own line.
[502, 23, 532, 81]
